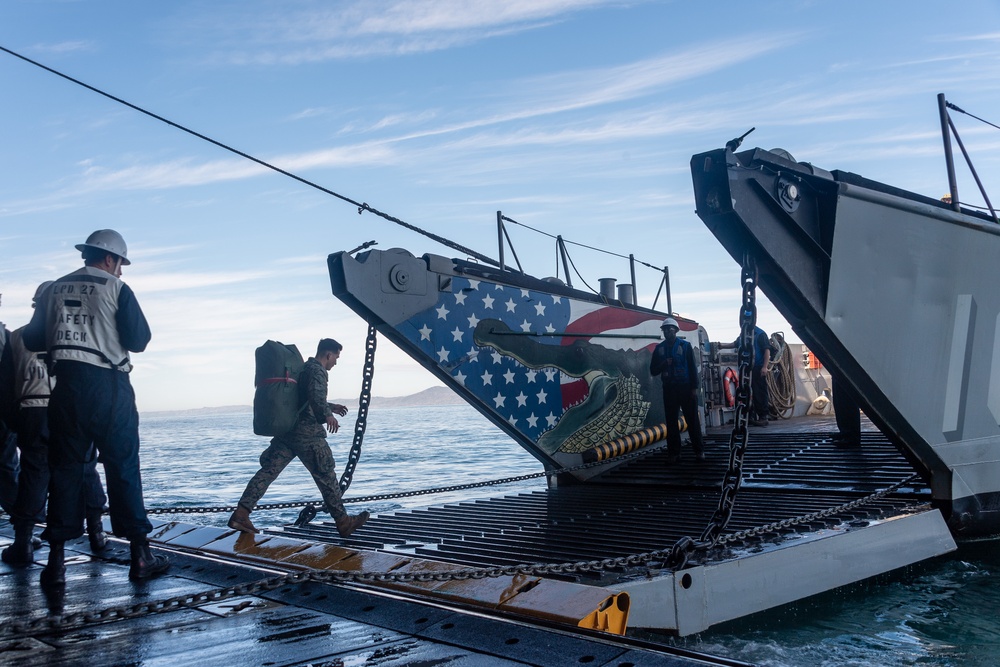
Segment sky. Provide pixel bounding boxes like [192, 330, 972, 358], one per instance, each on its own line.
[2, 1, 1000, 412]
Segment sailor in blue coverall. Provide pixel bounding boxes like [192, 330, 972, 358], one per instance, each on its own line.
[650, 317, 705, 463]
[24, 229, 169, 587]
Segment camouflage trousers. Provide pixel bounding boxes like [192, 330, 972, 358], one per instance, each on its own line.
[237, 434, 347, 519]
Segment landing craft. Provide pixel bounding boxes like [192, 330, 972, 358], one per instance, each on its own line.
[325, 240, 951, 634]
[322, 96, 1000, 634]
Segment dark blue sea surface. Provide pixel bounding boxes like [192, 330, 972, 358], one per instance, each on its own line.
[139, 404, 1000, 667]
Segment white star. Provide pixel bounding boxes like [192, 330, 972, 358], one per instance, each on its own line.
[467, 313, 480, 328]
[507, 414, 518, 427]
[534, 303, 546, 316]
[491, 351, 503, 364]
[545, 324, 556, 333]
[455, 292, 467, 305]
[481, 370, 493, 385]
[419, 324, 432, 341]
[544, 368, 558, 382]
[437, 347, 449, 363]
[546, 412, 558, 427]
[451, 327, 464, 342]
[436, 304, 450, 320]
[467, 348, 479, 363]
[526, 369, 538, 383]
[494, 393, 506, 408]
[536, 388, 547, 404]
[468, 279, 480, 290]
[504, 370, 516, 384]
[482, 294, 494, 309]
[521, 289, 531, 298]
[552, 295, 562, 304]
[454, 371, 467, 386]
[527, 413, 538, 428]
[505, 298, 517, 313]
[494, 283, 505, 291]
[515, 392, 528, 407]
[520, 319, 532, 332]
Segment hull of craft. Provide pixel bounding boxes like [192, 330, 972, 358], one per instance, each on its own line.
[691, 146, 1000, 535]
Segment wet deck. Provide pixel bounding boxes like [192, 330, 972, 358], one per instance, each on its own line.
[0, 522, 742, 666]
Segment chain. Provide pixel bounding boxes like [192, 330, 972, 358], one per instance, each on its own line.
[146, 442, 663, 516]
[667, 252, 757, 569]
[339, 324, 377, 494]
[3, 472, 921, 639]
[716, 473, 920, 545]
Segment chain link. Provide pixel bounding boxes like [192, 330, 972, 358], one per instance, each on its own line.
[338, 324, 377, 494]
[147, 444, 668, 516]
[3, 472, 921, 639]
[667, 252, 758, 569]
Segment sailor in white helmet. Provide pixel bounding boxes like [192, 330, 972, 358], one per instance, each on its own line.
[23, 230, 169, 588]
[649, 316, 705, 463]
[1, 282, 110, 566]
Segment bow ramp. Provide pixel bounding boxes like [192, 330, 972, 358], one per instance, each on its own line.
[326, 246, 956, 635]
[328, 247, 700, 477]
[691, 145, 1000, 538]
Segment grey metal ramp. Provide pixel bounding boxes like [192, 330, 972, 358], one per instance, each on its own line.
[276, 422, 957, 635]
[283, 424, 931, 571]
[285, 487, 928, 571]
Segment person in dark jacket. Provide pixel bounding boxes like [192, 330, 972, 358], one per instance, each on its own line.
[0, 282, 109, 566]
[721, 326, 772, 426]
[23, 230, 168, 588]
[650, 317, 705, 463]
[228, 338, 370, 538]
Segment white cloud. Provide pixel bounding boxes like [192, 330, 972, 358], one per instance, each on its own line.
[211, 0, 627, 63]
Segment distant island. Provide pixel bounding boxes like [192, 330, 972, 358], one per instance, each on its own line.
[143, 385, 463, 417]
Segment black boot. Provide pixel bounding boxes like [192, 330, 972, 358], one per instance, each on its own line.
[40, 542, 66, 589]
[1, 525, 35, 566]
[129, 540, 170, 581]
[87, 514, 109, 552]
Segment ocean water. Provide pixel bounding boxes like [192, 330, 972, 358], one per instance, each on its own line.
[138, 404, 1000, 667]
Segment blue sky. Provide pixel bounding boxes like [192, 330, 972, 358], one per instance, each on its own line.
[2, 1, 999, 411]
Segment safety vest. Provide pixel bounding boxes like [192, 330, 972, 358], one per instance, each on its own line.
[9, 327, 51, 408]
[658, 338, 692, 385]
[44, 267, 132, 372]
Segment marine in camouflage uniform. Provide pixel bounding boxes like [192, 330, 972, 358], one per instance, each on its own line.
[229, 338, 369, 538]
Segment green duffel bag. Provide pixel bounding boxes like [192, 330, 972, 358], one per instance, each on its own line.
[252, 340, 305, 436]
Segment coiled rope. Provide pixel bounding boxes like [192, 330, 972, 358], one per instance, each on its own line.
[766, 332, 796, 419]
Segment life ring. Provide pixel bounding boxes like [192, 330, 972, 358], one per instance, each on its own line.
[723, 368, 737, 408]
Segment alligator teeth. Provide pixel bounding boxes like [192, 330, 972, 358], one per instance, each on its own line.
[556, 375, 650, 453]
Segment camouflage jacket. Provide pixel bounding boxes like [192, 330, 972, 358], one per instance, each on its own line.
[293, 357, 333, 437]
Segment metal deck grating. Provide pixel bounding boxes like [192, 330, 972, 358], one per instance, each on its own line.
[279, 422, 930, 578]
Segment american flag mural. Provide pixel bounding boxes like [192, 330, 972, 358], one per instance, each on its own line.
[392, 275, 691, 456]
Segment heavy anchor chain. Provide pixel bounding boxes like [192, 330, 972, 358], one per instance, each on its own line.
[3, 473, 918, 640]
[338, 323, 377, 494]
[296, 323, 376, 524]
[667, 251, 758, 569]
[152, 439, 668, 517]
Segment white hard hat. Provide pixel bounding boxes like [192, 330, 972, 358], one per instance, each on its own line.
[32, 280, 54, 304]
[660, 317, 679, 330]
[75, 229, 131, 265]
